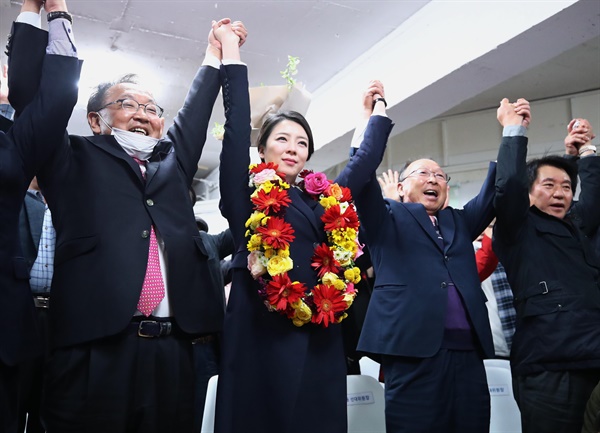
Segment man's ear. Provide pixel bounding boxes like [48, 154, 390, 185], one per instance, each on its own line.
[397, 183, 405, 202]
[87, 112, 102, 135]
[158, 117, 165, 137]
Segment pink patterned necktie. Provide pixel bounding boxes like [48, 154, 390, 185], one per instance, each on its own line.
[133, 157, 165, 316]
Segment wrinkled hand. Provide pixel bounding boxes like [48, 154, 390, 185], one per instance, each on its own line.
[497, 98, 531, 128]
[361, 80, 385, 118]
[565, 118, 595, 155]
[377, 169, 400, 201]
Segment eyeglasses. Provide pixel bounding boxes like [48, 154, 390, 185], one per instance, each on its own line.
[98, 98, 164, 118]
[399, 168, 450, 183]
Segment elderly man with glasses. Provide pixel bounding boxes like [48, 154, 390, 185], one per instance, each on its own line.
[7, 4, 247, 431]
[339, 80, 531, 432]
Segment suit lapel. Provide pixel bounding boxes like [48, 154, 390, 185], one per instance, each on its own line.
[288, 187, 321, 236]
[86, 136, 145, 184]
[437, 209, 455, 252]
[25, 195, 44, 250]
[405, 203, 444, 252]
[146, 143, 171, 188]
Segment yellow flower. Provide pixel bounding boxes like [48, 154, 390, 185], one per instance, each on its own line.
[336, 312, 348, 324]
[343, 293, 356, 304]
[339, 240, 358, 255]
[344, 267, 362, 284]
[267, 255, 293, 276]
[259, 180, 274, 194]
[333, 279, 346, 291]
[245, 211, 266, 230]
[322, 272, 339, 286]
[277, 247, 290, 258]
[247, 234, 263, 252]
[264, 247, 276, 259]
[331, 228, 357, 245]
[294, 300, 312, 322]
[319, 196, 338, 209]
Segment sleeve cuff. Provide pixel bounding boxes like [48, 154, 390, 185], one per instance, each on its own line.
[16, 11, 42, 28]
[503, 125, 527, 137]
[222, 59, 246, 66]
[202, 54, 221, 69]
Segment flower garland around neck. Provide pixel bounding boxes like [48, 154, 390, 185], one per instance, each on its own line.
[245, 162, 362, 328]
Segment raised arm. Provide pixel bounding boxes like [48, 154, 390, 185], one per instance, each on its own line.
[214, 21, 252, 247]
[569, 119, 600, 236]
[6, 0, 81, 177]
[166, 21, 234, 184]
[493, 98, 532, 245]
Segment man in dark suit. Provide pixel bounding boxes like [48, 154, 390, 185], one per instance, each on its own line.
[338, 81, 531, 432]
[0, 0, 81, 430]
[8, 8, 247, 432]
[16, 177, 53, 433]
[494, 113, 600, 433]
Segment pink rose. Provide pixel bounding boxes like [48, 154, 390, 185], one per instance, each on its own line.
[248, 251, 267, 279]
[253, 168, 279, 185]
[304, 172, 329, 195]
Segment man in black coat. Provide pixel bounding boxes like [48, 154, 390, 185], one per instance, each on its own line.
[494, 109, 600, 433]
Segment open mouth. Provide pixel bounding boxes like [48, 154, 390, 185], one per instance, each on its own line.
[130, 128, 148, 136]
[424, 189, 438, 197]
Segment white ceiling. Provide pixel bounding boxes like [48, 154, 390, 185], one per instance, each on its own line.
[1, 0, 599, 178]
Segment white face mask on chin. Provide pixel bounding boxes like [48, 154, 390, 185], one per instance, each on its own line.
[97, 114, 159, 161]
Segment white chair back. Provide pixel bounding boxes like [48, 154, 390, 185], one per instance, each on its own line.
[347, 374, 386, 433]
[484, 362, 522, 433]
[201, 375, 218, 433]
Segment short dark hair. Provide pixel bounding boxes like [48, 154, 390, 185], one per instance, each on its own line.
[256, 111, 315, 161]
[526, 155, 578, 195]
[86, 73, 140, 114]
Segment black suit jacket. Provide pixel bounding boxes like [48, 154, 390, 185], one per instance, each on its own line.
[0, 48, 81, 364]
[336, 115, 497, 359]
[198, 229, 234, 307]
[19, 191, 46, 272]
[9, 23, 222, 349]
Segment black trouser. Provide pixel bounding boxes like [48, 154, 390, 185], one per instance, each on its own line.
[382, 349, 490, 433]
[0, 362, 18, 433]
[513, 369, 600, 433]
[43, 319, 195, 433]
[17, 306, 49, 433]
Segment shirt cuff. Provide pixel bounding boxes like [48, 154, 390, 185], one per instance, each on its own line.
[16, 11, 42, 28]
[202, 53, 221, 69]
[350, 118, 369, 149]
[502, 125, 527, 137]
[47, 19, 77, 57]
[0, 104, 15, 121]
[222, 59, 246, 66]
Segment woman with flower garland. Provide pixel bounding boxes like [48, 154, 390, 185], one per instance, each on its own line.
[211, 23, 383, 433]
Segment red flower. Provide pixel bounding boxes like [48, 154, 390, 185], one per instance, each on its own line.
[265, 274, 306, 311]
[339, 186, 353, 202]
[321, 204, 359, 232]
[311, 284, 348, 327]
[252, 187, 291, 215]
[256, 217, 295, 249]
[311, 243, 340, 278]
[251, 162, 277, 174]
